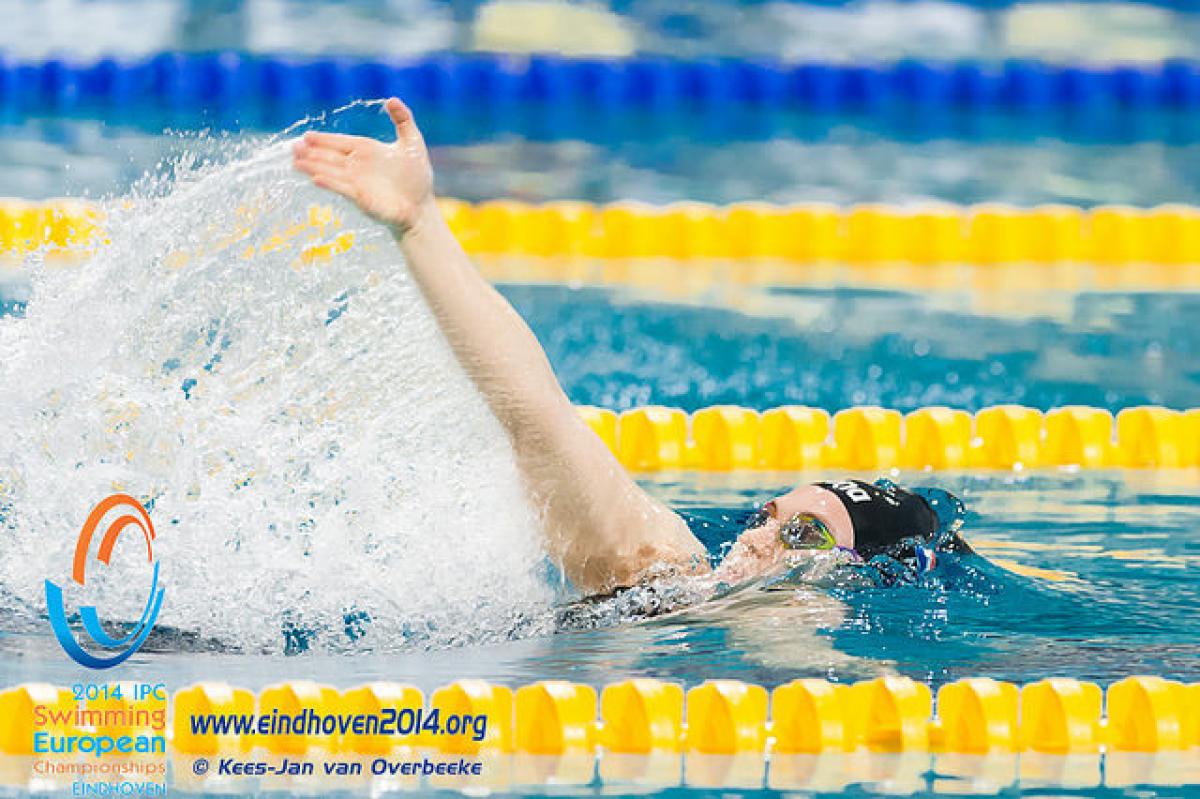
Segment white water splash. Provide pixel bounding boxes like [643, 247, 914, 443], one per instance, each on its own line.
[0, 105, 555, 653]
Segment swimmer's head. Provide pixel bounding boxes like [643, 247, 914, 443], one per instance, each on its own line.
[722, 480, 968, 582]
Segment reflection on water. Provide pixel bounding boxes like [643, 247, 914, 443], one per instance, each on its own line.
[1, 748, 1193, 796]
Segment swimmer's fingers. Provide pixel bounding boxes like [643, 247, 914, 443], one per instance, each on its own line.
[301, 130, 360, 155]
[309, 171, 357, 199]
[292, 151, 354, 196]
[293, 142, 349, 171]
[292, 151, 345, 181]
[297, 158, 351, 187]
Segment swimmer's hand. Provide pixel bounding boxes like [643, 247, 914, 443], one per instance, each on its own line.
[292, 97, 435, 236]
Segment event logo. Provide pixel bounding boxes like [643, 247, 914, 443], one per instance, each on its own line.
[45, 494, 165, 669]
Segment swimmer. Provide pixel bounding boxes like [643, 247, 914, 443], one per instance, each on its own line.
[292, 98, 970, 601]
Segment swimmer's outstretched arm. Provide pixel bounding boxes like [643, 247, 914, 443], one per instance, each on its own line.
[293, 98, 710, 595]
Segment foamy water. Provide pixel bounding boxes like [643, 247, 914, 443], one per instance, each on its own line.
[0, 104, 556, 654]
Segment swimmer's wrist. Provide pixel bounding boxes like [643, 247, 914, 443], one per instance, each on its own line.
[388, 195, 441, 242]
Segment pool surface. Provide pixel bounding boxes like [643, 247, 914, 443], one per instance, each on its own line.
[1, 278, 1197, 692]
[3, 467, 1199, 691]
[1, 118, 1198, 697]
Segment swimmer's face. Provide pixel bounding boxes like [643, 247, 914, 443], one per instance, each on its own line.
[720, 484, 858, 583]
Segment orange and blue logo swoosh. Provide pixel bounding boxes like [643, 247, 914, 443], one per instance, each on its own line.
[45, 493, 165, 669]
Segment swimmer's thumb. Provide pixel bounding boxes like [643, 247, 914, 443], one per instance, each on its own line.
[386, 97, 416, 138]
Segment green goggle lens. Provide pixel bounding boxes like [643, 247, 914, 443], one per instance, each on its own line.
[778, 513, 837, 551]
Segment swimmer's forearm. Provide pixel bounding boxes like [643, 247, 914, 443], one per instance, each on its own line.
[392, 200, 710, 593]
[392, 199, 567, 427]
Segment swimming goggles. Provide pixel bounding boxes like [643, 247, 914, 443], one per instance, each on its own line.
[745, 507, 844, 553]
[778, 512, 837, 551]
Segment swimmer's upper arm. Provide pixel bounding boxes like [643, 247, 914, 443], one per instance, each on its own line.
[525, 398, 710, 593]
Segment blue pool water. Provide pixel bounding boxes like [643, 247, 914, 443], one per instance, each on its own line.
[510, 284, 1199, 412]
[2, 467, 1198, 686]
[0, 106, 1198, 692]
[2, 466, 1198, 701]
[5, 281, 1194, 413]
[1, 280, 1197, 693]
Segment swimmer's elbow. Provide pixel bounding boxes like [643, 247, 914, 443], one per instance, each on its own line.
[578, 550, 708, 598]
[594, 515, 711, 594]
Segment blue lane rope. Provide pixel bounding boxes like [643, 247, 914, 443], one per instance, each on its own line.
[4, 53, 1200, 118]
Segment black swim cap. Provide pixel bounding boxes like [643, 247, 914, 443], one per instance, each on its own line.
[815, 479, 956, 559]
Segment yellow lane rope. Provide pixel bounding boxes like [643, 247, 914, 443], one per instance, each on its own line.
[6, 199, 1200, 268]
[1, 676, 1195, 758]
[582, 404, 1200, 471]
